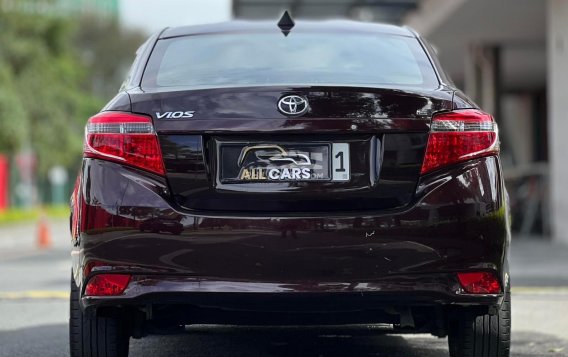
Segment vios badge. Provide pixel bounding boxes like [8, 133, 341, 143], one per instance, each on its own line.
[278, 95, 309, 116]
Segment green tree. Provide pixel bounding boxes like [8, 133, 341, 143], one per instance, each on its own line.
[0, 10, 144, 177]
[0, 66, 28, 153]
[73, 15, 146, 99]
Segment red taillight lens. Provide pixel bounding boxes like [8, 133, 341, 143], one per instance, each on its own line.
[84, 112, 165, 175]
[421, 109, 499, 175]
[457, 272, 501, 294]
[85, 274, 131, 296]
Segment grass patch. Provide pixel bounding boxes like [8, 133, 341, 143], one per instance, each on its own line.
[0, 206, 69, 226]
[44, 205, 70, 219]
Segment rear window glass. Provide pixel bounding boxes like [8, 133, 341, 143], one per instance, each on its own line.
[142, 32, 439, 90]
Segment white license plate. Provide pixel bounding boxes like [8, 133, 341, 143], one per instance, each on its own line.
[220, 142, 350, 183]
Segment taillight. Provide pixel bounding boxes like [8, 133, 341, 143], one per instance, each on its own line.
[457, 271, 501, 294]
[84, 112, 165, 175]
[421, 109, 499, 175]
[85, 274, 131, 296]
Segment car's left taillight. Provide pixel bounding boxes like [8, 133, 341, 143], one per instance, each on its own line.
[84, 112, 165, 175]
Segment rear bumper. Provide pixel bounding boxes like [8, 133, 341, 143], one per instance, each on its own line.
[82, 277, 505, 326]
[83, 274, 503, 311]
[72, 156, 510, 315]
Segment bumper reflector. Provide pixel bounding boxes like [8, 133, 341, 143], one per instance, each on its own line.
[457, 272, 501, 294]
[85, 274, 131, 296]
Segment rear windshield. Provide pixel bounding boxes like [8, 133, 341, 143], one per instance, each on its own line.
[142, 32, 439, 90]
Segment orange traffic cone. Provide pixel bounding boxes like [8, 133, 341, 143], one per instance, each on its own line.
[37, 215, 52, 249]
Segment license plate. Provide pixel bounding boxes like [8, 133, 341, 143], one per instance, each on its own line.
[219, 142, 350, 183]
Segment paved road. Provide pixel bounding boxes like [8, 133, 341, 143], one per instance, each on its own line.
[0, 220, 567, 357]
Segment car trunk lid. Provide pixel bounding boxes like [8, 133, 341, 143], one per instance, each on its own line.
[129, 86, 453, 213]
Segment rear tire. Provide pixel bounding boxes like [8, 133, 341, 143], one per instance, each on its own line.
[448, 291, 511, 357]
[69, 275, 130, 357]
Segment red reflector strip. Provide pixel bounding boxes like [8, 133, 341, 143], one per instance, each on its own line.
[421, 131, 497, 174]
[457, 272, 501, 294]
[84, 274, 131, 296]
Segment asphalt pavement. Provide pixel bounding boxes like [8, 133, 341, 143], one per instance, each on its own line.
[0, 219, 567, 357]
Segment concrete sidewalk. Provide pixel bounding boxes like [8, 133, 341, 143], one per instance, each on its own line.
[510, 238, 568, 288]
[0, 219, 69, 256]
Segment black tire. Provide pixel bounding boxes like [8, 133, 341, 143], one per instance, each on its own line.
[69, 275, 130, 357]
[448, 291, 511, 357]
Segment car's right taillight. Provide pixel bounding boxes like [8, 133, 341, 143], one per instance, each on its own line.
[84, 112, 165, 175]
[421, 109, 499, 175]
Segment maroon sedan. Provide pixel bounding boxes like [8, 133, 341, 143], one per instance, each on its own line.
[69, 18, 510, 357]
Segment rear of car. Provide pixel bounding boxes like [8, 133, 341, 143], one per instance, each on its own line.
[70, 21, 510, 357]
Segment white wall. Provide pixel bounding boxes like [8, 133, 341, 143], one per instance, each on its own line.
[119, 0, 232, 34]
[502, 95, 534, 166]
[547, 0, 568, 243]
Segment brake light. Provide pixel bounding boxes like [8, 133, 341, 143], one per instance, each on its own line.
[85, 274, 131, 296]
[421, 109, 498, 175]
[457, 271, 501, 294]
[84, 112, 165, 175]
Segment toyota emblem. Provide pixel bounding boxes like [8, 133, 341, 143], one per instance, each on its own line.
[278, 95, 309, 116]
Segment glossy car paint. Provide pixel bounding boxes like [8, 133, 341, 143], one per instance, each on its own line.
[131, 86, 452, 212]
[71, 21, 510, 328]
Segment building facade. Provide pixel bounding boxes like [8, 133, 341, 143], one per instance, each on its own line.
[406, 0, 565, 243]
